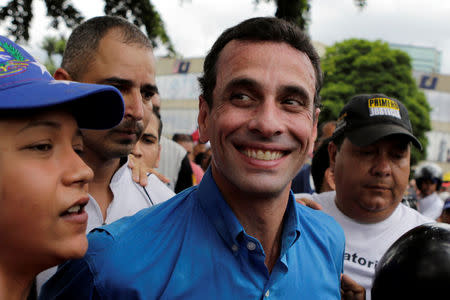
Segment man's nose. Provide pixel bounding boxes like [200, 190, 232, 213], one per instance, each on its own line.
[131, 144, 142, 158]
[248, 100, 283, 138]
[124, 90, 145, 121]
[371, 153, 392, 177]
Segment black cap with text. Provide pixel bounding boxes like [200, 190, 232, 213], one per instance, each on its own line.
[331, 94, 422, 150]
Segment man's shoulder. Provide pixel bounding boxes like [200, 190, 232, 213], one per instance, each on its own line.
[397, 202, 435, 225]
[295, 197, 345, 243]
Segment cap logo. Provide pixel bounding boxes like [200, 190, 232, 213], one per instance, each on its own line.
[368, 97, 401, 119]
[0, 41, 29, 78]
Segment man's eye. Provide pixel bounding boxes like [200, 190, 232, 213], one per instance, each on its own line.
[283, 98, 303, 106]
[73, 147, 84, 156]
[230, 93, 251, 101]
[359, 150, 374, 156]
[141, 137, 156, 144]
[112, 84, 127, 93]
[28, 143, 53, 152]
[142, 91, 155, 101]
[391, 151, 407, 159]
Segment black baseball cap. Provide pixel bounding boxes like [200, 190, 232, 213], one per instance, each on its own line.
[331, 94, 422, 150]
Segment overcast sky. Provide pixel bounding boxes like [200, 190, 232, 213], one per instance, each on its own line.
[3, 0, 450, 74]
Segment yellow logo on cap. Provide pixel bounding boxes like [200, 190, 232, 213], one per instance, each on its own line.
[368, 97, 401, 119]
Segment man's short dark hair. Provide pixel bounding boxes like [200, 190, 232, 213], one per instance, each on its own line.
[62, 15, 152, 80]
[311, 139, 330, 193]
[198, 17, 322, 109]
[172, 133, 193, 143]
[152, 106, 162, 141]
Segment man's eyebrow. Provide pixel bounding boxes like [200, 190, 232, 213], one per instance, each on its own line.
[279, 85, 310, 101]
[141, 84, 158, 94]
[99, 77, 133, 87]
[18, 120, 61, 133]
[224, 78, 312, 102]
[142, 133, 157, 140]
[224, 77, 261, 92]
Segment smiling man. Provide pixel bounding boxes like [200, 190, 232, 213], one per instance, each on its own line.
[40, 17, 344, 300]
[310, 94, 433, 299]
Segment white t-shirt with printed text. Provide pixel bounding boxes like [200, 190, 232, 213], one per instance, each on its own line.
[296, 191, 433, 299]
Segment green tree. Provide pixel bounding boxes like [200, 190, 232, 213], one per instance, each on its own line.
[41, 35, 66, 74]
[320, 39, 431, 164]
[0, 0, 175, 54]
[254, 0, 367, 30]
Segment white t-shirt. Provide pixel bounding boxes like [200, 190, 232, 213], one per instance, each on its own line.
[296, 191, 434, 300]
[417, 192, 443, 220]
[37, 162, 175, 293]
[86, 162, 175, 232]
[156, 136, 187, 191]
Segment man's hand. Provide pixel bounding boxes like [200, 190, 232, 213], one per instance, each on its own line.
[295, 197, 323, 210]
[128, 154, 170, 187]
[341, 274, 366, 300]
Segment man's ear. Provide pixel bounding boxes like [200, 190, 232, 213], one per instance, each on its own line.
[53, 68, 72, 80]
[308, 107, 321, 156]
[328, 141, 338, 174]
[197, 95, 210, 144]
[324, 167, 336, 191]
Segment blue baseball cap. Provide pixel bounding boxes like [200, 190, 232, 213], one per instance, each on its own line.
[0, 35, 124, 129]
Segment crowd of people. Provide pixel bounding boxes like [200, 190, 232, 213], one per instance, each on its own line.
[0, 14, 448, 300]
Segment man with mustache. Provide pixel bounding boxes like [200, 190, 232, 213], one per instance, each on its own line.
[311, 94, 433, 299]
[36, 15, 174, 292]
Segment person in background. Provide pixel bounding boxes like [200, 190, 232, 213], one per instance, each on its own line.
[291, 121, 336, 194]
[173, 133, 204, 184]
[40, 17, 345, 299]
[437, 197, 450, 224]
[308, 94, 433, 299]
[150, 93, 195, 192]
[132, 107, 163, 171]
[310, 137, 335, 193]
[414, 163, 444, 220]
[131, 106, 175, 205]
[0, 35, 124, 300]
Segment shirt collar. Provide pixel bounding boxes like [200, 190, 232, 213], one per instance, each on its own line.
[197, 168, 244, 249]
[197, 168, 301, 254]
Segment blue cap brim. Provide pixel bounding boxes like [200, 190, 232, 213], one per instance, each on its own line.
[0, 80, 124, 130]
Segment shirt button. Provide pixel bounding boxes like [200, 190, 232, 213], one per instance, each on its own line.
[231, 244, 238, 252]
[265, 290, 270, 297]
[247, 241, 256, 251]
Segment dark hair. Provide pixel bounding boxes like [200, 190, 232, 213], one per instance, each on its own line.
[172, 133, 193, 143]
[198, 17, 322, 109]
[331, 133, 345, 150]
[311, 138, 330, 193]
[62, 16, 152, 80]
[152, 106, 162, 141]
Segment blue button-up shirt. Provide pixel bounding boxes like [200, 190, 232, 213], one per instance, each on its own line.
[41, 169, 345, 299]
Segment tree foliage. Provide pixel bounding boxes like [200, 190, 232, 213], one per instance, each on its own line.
[0, 0, 174, 54]
[254, 0, 310, 30]
[41, 35, 66, 74]
[254, 0, 367, 31]
[320, 39, 431, 164]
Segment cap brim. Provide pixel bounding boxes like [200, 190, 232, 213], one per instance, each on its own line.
[346, 123, 422, 150]
[0, 80, 124, 130]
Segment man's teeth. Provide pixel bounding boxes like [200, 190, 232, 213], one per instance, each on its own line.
[67, 205, 81, 214]
[242, 149, 283, 161]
